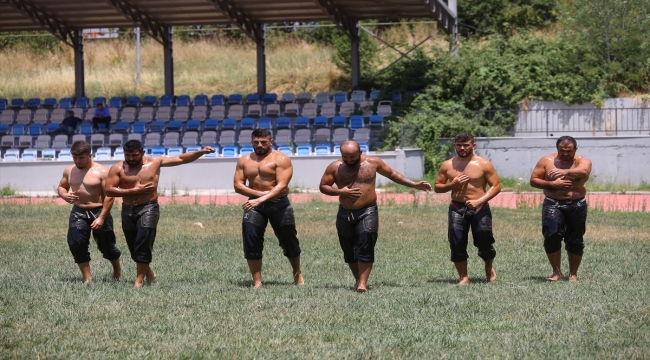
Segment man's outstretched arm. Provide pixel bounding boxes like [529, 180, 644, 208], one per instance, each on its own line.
[376, 159, 432, 191]
[160, 146, 215, 167]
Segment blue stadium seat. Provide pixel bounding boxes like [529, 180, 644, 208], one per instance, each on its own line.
[369, 115, 384, 128]
[257, 117, 272, 130]
[46, 123, 60, 134]
[295, 116, 310, 128]
[359, 143, 369, 153]
[58, 148, 72, 161]
[167, 146, 184, 157]
[245, 93, 260, 104]
[275, 117, 291, 129]
[228, 94, 243, 105]
[27, 98, 41, 109]
[349, 115, 365, 130]
[221, 118, 237, 130]
[203, 119, 219, 131]
[210, 94, 225, 107]
[370, 90, 381, 102]
[176, 95, 191, 107]
[96, 122, 111, 133]
[151, 146, 166, 156]
[222, 145, 239, 157]
[148, 121, 165, 133]
[29, 124, 44, 137]
[10, 98, 25, 110]
[240, 145, 254, 156]
[112, 122, 130, 133]
[159, 95, 174, 107]
[185, 145, 202, 153]
[333, 92, 348, 105]
[41, 148, 56, 160]
[331, 116, 347, 128]
[334, 144, 341, 155]
[296, 144, 311, 155]
[76, 97, 90, 110]
[59, 98, 74, 110]
[165, 121, 183, 132]
[92, 97, 107, 108]
[109, 96, 124, 108]
[95, 147, 111, 160]
[313, 116, 329, 128]
[79, 123, 93, 136]
[202, 145, 219, 158]
[240, 118, 255, 130]
[194, 94, 208, 107]
[0, 123, 10, 135]
[22, 148, 38, 161]
[391, 90, 402, 103]
[126, 96, 140, 107]
[114, 148, 125, 160]
[43, 98, 57, 108]
[315, 143, 331, 155]
[142, 95, 157, 107]
[11, 124, 27, 136]
[185, 120, 201, 132]
[262, 93, 278, 104]
[131, 121, 148, 135]
[0, 98, 8, 111]
[278, 145, 293, 156]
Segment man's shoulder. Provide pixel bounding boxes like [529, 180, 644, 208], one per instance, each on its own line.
[92, 161, 110, 173]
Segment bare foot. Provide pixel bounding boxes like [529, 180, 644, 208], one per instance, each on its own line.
[546, 271, 563, 282]
[253, 282, 262, 289]
[111, 271, 121, 281]
[145, 271, 157, 285]
[486, 268, 497, 282]
[134, 280, 143, 288]
[294, 273, 304, 285]
[356, 283, 367, 292]
[83, 277, 92, 284]
[568, 274, 578, 282]
[458, 276, 470, 286]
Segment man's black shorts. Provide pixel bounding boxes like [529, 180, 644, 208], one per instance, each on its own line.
[67, 205, 120, 263]
[336, 203, 379, 263]
[242, 196, 301, 260]
[542, 197, 587, 256]
[121, 200, 159, 264]
[448, 200, 496, 262]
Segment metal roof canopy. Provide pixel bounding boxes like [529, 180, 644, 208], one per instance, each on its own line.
[0, 0, 458, 98]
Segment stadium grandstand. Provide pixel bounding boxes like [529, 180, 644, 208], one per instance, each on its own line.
[0, 0, 458, 161]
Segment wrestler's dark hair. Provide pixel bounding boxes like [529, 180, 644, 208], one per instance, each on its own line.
[123, 139, 144, 153]
[454, 132, 475, 143]
[70, 141, 91, 156]
[556, 136, 577, 149]
[252, 128, 272, 139]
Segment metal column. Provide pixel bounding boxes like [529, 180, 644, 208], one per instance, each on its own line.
[351, 23, 360, 88]
[448, 0, 458, 56]
[73, 29, 85, 98]
[256, 24, 266, 95]
[163, 26, 174, 96]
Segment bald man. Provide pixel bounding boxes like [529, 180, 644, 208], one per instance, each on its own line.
[319, 140, 432, 292]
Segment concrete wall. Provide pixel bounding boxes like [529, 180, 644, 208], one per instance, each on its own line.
[473, 136, 650, 185]
[0, 149, 425, 193]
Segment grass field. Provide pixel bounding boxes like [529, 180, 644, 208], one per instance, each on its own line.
[1, 202, 649, 358]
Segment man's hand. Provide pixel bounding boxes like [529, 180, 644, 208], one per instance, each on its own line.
[450, 174, 469, 188]
[551, 177, 572, 190]
[465, 199, 482, 209]
[414, 181, 432, 192]
[548, 168, 567, 179]
[200, 146, 216, 155]
[62, 191, 79, 204]
[243, 198, 262, 211]
[339, 186, 362, 199]
[134, 180, 155, 194]
[90, 217, 105, 230]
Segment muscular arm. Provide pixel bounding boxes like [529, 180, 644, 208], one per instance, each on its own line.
[105, 163, 154, 197]
[467, 162, 501, 208]
[529, 158, 572, 190]
[91, 174, 115, 229]
[434, 161, 466, 193]
[57, 167, 78, 204]
[319, 163, 343, 196]
[233, 157, 267, 198]
[160, 146, 215, 167]
[548, 157, 592, 179]
[241, 155, 293, 211]
[376, 158, 432, 191]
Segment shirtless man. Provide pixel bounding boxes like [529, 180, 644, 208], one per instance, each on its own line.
[233, 128, 303, 288]
[319, 140, 432, 292]
[434, 132, 501, 285]
[57, 141, 121, 284]
[105, 140, 215, 288]
[530, 136, 592, 282]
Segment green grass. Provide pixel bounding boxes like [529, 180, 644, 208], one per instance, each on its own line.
[1, 202, 649, 358]
[381, 176, 650, 194]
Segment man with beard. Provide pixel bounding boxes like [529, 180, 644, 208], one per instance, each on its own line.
[105, 140, 215, 288]
[57, 140, 121, 283]
[233, 128, 304, 288]
[319, 140, 432, 292]
[434, 132, 501, 285]
[530, 136, 592, 282]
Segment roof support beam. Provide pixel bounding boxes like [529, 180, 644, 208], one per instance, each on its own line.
[104, 0, 170, 46]
[421, 0, 458, 54]
[6, 0, 76, 48]
[206, 0, 264, 43]
[312, 0, 358, 42]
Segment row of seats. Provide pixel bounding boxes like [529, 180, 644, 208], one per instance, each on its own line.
[0, 115, 385, 141]
[0, 89, 399, 111]
[1, 127, 374, 151]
